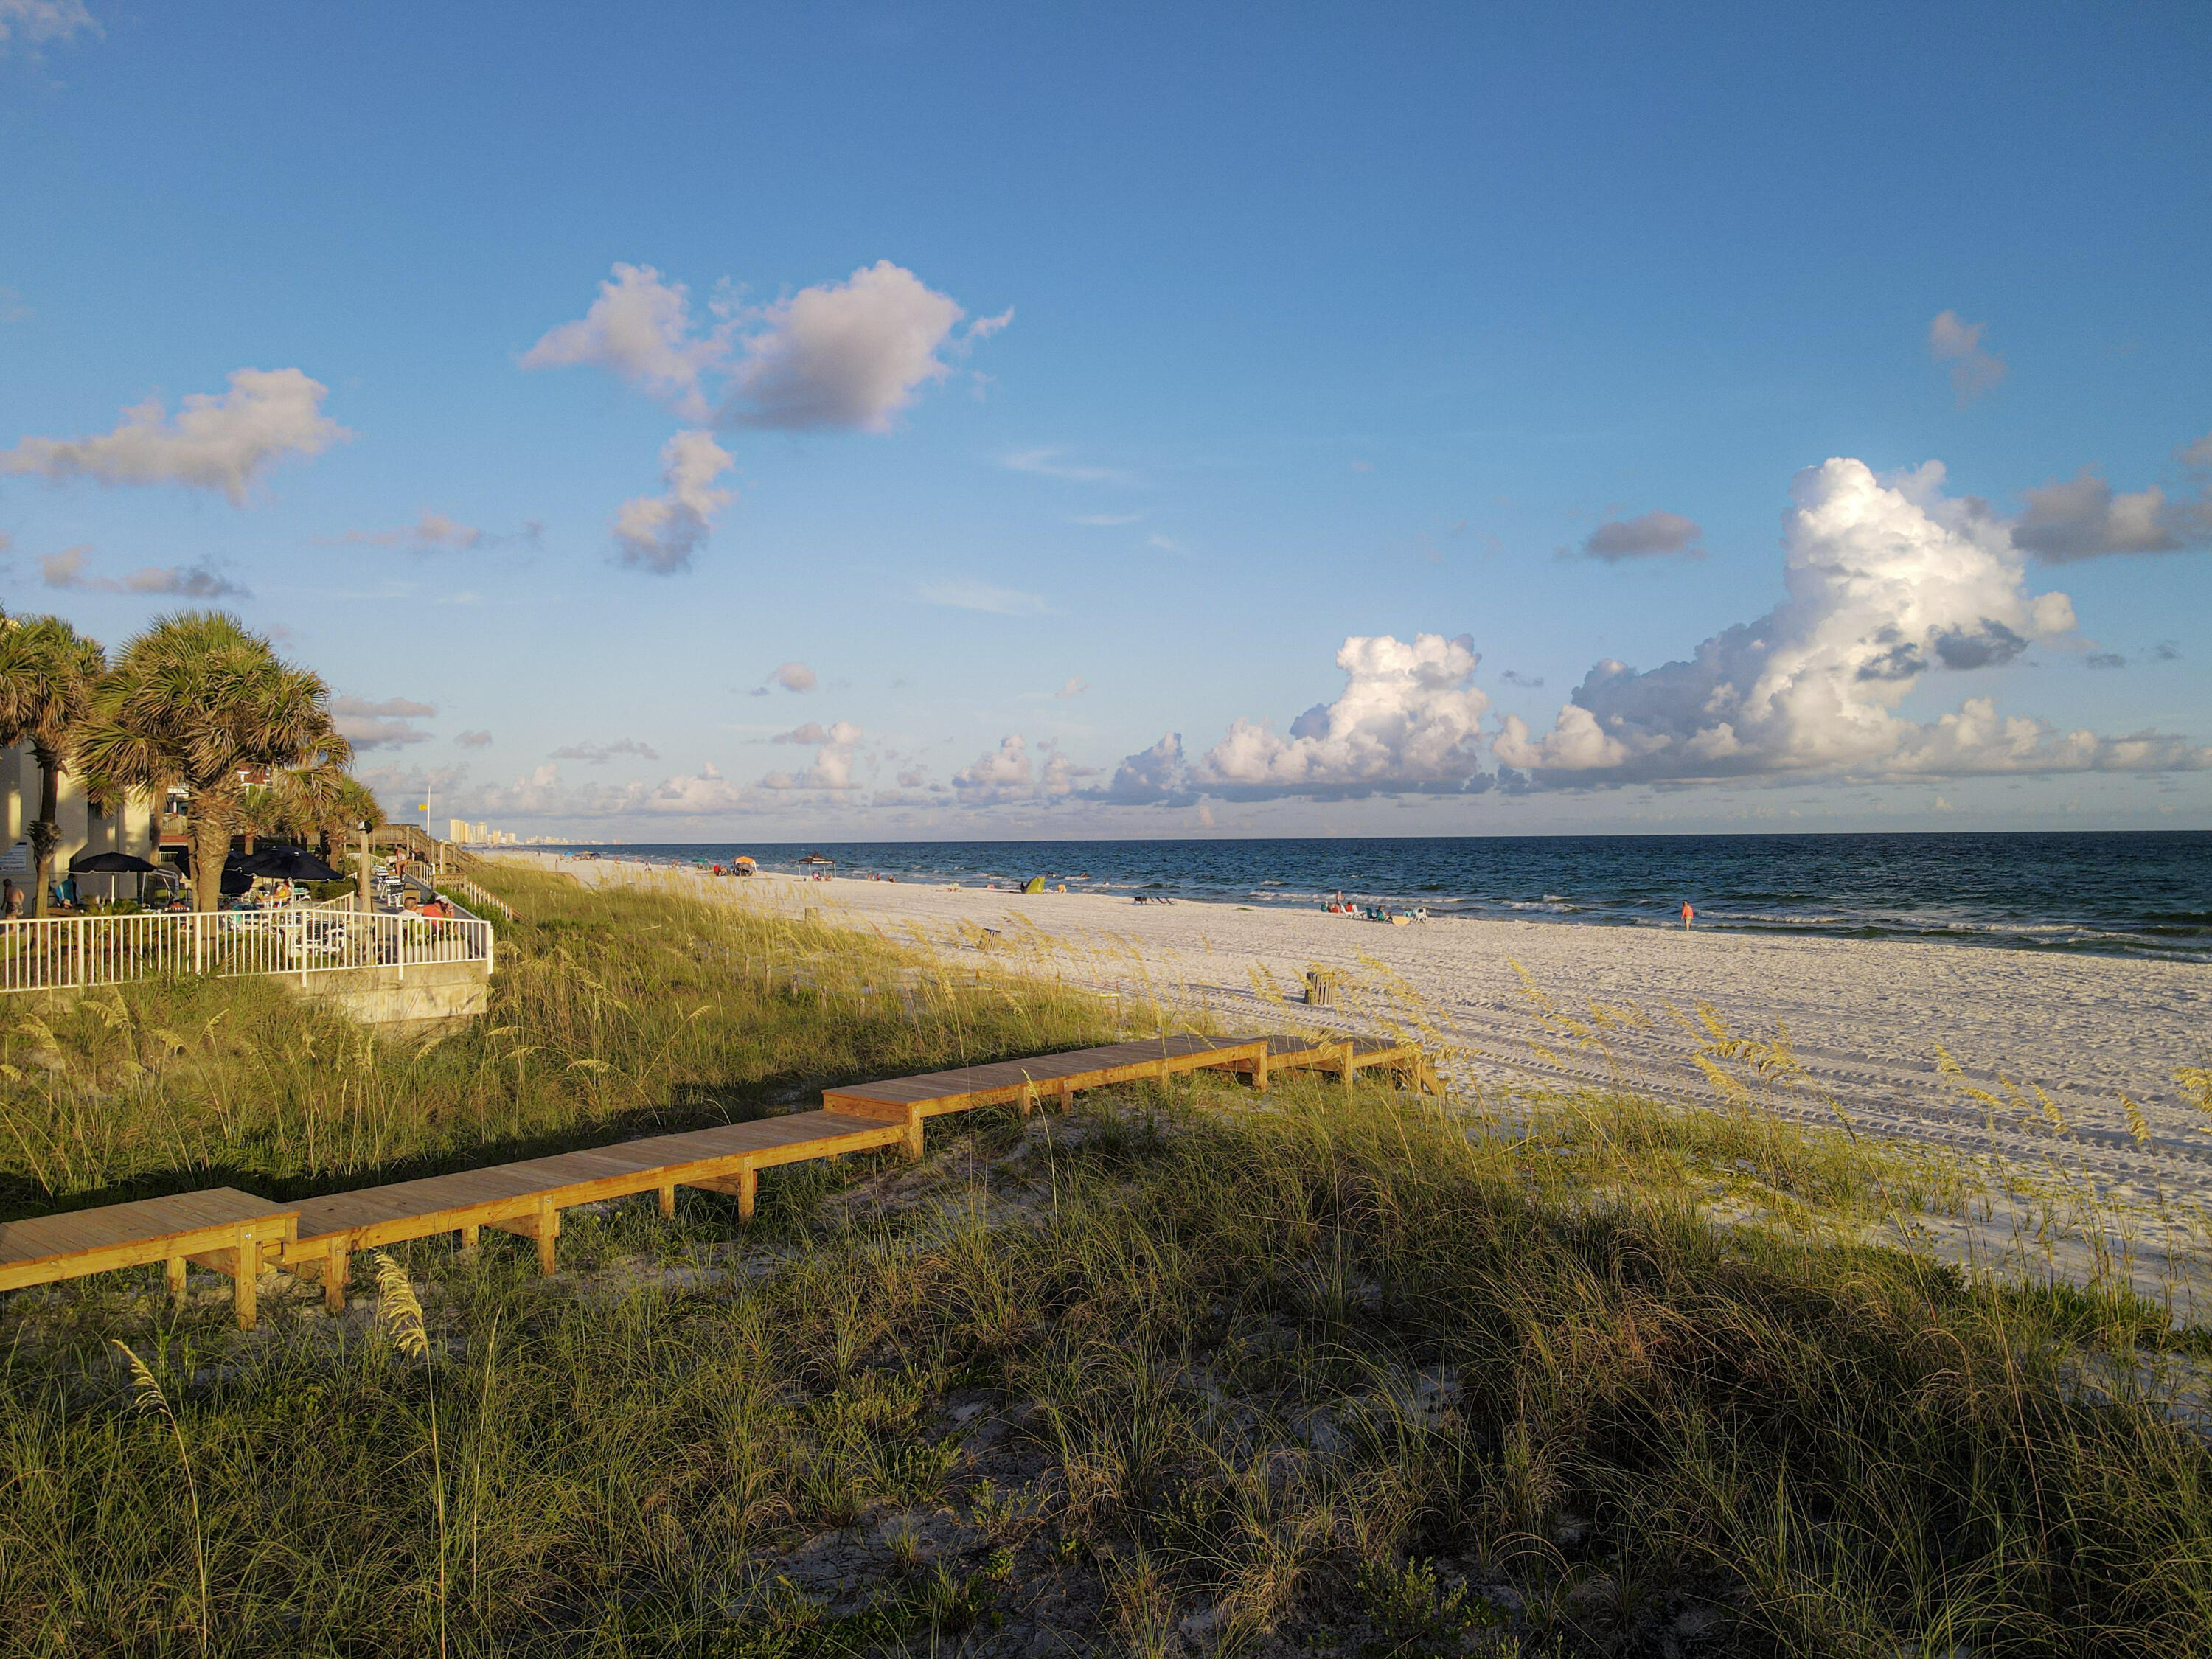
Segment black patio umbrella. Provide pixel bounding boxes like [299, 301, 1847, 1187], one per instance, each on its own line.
[69, 851, 160, 874]
[237, 846, 342, 882]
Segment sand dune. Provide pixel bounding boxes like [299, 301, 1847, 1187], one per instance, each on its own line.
[514, 855, 2212, 1200]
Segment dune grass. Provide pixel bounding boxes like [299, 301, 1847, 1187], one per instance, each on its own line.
[0, 863, 1118, 1216]
[1, 866, 2209, 1656]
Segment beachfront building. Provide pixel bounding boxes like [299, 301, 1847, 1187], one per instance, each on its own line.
[0, 738, 163, 895]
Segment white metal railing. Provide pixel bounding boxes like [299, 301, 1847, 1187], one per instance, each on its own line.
[439, 875, 515, 920]
[0, 908, 493, 995]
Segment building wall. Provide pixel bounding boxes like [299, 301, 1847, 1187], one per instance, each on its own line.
[0, 741, 159, 900]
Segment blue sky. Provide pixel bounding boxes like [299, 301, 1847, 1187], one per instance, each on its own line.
[3, 1, 2208, 840]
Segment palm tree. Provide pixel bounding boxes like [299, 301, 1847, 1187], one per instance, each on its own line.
[321, 775, 387, 860]
[0, 611, 109, 917]
[239, 783, 290, 852]
[76, 613, 353, 912]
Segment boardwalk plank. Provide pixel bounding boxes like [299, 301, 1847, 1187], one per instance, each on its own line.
[0, 1189, 293, 1269]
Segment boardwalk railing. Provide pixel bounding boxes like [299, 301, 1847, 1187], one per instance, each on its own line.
[0, 908, 494, 995]
[439, 874, 516, 921]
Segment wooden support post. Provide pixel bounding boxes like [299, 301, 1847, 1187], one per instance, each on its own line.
[902, 1111, 925, 1163]
[1019, 1079, 1036, 1119]
[1338, 1041, 1356, 1088]
[737, 1165, 757, 1225]
[536, 1197, 559, 1276]
[1253, 1047, 1270, 1092]
[658, 1183, 675, 1219]
[1057, 1077, 1073, 1112]
[324, 1240, 349, 1314]
[460, 1223, 480, 1251]
[232, 1224, 260, 1330]
[167, 1254, 187, 1310]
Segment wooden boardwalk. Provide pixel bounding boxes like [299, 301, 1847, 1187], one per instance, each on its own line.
[823, 1032, 1434, 1155]
[279, 1112, 909, 1311]
[1, 1189, 300, 1327]
[1, 1032, 1436, 1326]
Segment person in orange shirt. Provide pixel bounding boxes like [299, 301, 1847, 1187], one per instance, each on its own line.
[1680, 900, 1694, 931]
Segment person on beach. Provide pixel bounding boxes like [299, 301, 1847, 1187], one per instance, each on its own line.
[1, 880, 18, 919]
[1680, 900, 1694, 931]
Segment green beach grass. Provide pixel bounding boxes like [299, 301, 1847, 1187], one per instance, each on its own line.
[0, 863, 1118, 1212]
[2, 864, 2209, 1657]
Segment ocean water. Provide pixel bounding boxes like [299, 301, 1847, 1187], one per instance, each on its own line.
[571, 833, 2212, 961]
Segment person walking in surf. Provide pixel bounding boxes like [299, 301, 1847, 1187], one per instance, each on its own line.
[1680, 900, 1694, 931]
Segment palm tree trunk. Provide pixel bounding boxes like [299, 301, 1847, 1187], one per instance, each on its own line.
[191, 808, 232, 913]
[29, 742, 61, 920]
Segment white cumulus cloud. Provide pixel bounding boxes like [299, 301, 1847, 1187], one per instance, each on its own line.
[521, 263, 724, 420]
[1197, 634, 1492, 799]
[525, 259, 994, 434]
[762, 720, 863, 790]
[645, 763, 748, 815]
[1105, 734, 1189, 803]
[1, 368, 346, 503]
[726, 260, 969, 432]
[611, 430, 734, 574]
[1495, 457, 2208, 784]
[951, 734, 1036, 802]
[1107, 634, 1494, 803]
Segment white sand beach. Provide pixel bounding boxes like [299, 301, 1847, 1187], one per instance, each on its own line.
[509, 852, 2212, 1203]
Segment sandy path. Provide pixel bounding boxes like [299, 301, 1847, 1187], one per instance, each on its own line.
[507, 855, 2212, 1200]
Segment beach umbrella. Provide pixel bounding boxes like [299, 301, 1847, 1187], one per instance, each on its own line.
[70, 851, 160, 874]
[66, 848, 167, 905]
[238, 846, 341, 881]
